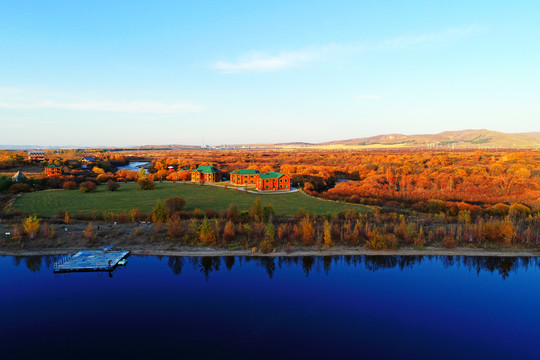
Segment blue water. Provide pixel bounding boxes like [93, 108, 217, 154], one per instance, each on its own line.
[1, 255, 539, 359]
[117, 161, 149, 172]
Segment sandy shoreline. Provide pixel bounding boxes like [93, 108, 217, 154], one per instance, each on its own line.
[1, 246, 539, 257]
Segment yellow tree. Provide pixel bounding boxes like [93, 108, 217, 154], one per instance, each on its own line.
[299, 216, 315, 246]
[199, 218, 216, 245]
[323, 220, 333, 248]
[23, 216, 40, 239]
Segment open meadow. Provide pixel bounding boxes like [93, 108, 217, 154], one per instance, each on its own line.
[14, 182, 370, 217]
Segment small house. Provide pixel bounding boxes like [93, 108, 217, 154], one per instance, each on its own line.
[81, 157, 96, 169]
[81, 157, 96, 164]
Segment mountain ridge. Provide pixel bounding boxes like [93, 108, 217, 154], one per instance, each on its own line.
[316, 129, 540, 148]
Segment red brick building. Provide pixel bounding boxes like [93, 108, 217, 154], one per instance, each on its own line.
[230, 169, 259, 186]
[190, 166, 223, 183]
[255, 172, 291, 191]
[45, 165, 61, 177]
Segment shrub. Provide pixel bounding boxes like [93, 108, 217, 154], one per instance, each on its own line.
[167, 214, 183, 239]
[442, 236, 457, 249]
[205, 209, 217, 218]
[0, 175, 11, 192]
[164, 197, 186, 215]
[11, 224, 23, 242]
[223, 220, 236, 241]
[8, 183, 33, 193]
[199, 218, 216, 245]
[84, 222, 97, 241]
[365, 233, 387, 250]
[263, 205, 275, 220]
[130, 208, 143, 222]
[152, 200, 168, 223]
[509, 204, 531, 219]
[193, 208, 205, 218]
[294, 208, 309, 220]
[106, 180, 119, 191]
[250, 199, 263, 221]
[385, 234, 399, 249]
[338, 209, 358, 220]
[39, 221, 52, 238]
[489, 203, 510, 216]
[80, 181, 97, 193]
[98, 172, 116, 183]
[265, 221, 275, 242]
[458, 209, 471, 224]
[502, 220, 515, 244]
[226, 203, 239, 220]
[137, 178, 155, 190]
[413, 226, 426, 247]
[240, 210, 250, 222]
[251, 222, 266, 241]
[259, 239, 273, 254]
[63, 181, 78, 190]
[427, 199, 446, 214]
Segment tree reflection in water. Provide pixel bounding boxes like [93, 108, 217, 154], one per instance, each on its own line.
[12, 256, 59, 273]
[7, 254, 538, 281]
[166, 255, 539, 280]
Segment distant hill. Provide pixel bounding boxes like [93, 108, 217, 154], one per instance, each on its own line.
[2, 129, 538, 150]
[316, 129, 540, 149]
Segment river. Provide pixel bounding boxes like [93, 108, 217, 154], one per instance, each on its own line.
[1, 255, 539, 359]
[117, 161, 149, 172]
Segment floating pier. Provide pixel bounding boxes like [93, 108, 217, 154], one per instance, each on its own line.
[54, 248, 130, 273]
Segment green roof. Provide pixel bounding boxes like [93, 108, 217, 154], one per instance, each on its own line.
[258, 172, 285, 179]
[191, 165, 222, 173]
[231, 169, 259, 175]
[45, 165, 61, 169]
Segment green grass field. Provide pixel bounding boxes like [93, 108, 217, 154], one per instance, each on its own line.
[14, 182, 370, 217]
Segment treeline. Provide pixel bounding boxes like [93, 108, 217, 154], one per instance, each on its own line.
[141, 149, 540, 212]
[0, 150, 128, 169]
[3, 148, 539, 215]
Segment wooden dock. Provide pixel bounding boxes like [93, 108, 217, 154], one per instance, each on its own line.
[54, 250, 130, 273]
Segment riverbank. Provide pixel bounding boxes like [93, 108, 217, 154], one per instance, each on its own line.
[2, 219, 538, 258]
[1, 246, 538, 257]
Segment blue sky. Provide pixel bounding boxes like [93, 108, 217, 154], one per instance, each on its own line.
[0, 1, 538, 146]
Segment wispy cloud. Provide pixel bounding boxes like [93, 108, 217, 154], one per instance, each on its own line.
[378, 26, 483, 50]
[355, 94, 381, 100]
[213, 25, 482, 73]
[213, 49, 324, 73]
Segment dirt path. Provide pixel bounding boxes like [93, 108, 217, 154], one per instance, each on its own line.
[1, 246, 538, 258]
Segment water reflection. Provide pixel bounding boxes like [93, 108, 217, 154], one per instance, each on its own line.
[11, 255, 60, 273]
[7, 254, 539, 280]
[166, 255, 538, 280]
